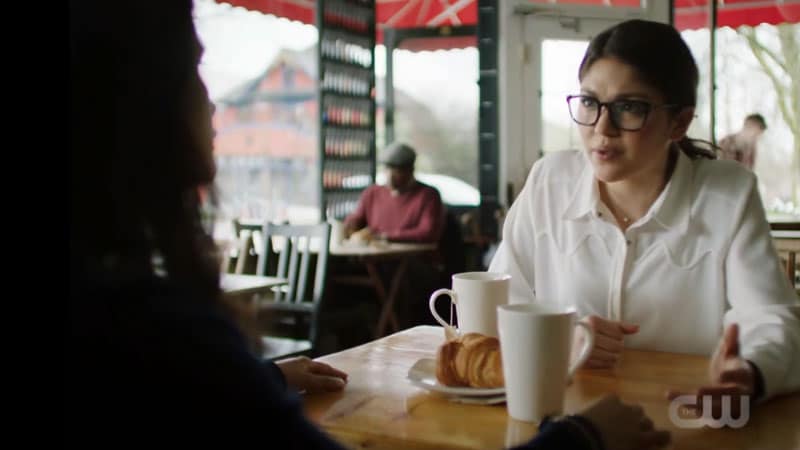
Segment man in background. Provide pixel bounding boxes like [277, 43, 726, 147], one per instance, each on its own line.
[344, 142, 444, 243]
[339, 142, 445, 330]
[718, 113, 767, 170]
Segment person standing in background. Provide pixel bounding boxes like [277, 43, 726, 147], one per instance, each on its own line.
[718, 113, 767, 170]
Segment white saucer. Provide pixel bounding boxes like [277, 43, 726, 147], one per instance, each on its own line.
[406, 358, 505, 397]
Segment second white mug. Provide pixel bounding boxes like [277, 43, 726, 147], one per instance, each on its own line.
[498, 303, 594, 423]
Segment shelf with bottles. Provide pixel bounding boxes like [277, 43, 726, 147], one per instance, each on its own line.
[321, 89, 373, 100]
[325, 190, 363, 220]
[322, 159, 373, 190]
[319, 0, 374, 221]
[322, 96, 372, 127]
[321, 90, 373, 102]
[321, 62, 373, 97]
[320, 29, 373, 68]
[322, 0, 373, 34]
[324, 128, 373, 159]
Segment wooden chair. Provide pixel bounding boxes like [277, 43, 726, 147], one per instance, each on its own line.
[770, 222, 799, 290]
[254, 222, 332, 360]
[225, 219, 264, 275]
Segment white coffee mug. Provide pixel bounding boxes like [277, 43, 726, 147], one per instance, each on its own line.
[429, 272, 510, 338]
[328, 219, 344, 247]
[498, 303, 594, 422]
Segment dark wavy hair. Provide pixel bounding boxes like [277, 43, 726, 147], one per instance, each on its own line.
[70, 0, 220, 301]
[579, 19, 717, 160]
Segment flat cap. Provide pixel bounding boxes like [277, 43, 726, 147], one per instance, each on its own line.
[379, 142, 416, 168]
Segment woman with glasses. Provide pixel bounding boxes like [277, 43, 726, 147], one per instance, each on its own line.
[490, 19, 800, 412]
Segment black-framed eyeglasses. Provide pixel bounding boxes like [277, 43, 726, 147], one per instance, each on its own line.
[566, 95, 679, 131]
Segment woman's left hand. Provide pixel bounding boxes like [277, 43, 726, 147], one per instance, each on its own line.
[275, 356, 349, 393]
[667, 324, 756, 419]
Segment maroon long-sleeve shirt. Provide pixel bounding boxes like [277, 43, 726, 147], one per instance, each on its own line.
[344, 181, 444, 243]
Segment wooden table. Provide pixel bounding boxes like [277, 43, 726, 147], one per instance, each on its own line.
[772, 230, 799, 286]
[304, 326, 800, 450]
[329, 242, 436, 338]
[220, 273, 287, 298]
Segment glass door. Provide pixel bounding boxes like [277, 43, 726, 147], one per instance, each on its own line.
[522, 15, 622, 159]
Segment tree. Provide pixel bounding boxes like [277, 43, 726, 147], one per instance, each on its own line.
[739, 23, 800, 207]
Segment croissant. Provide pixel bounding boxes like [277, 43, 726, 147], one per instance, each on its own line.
[436, 333, 504, 388]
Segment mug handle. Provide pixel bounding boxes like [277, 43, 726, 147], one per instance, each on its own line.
[429, 288, 457, 336]
[567, 322, 595, 378]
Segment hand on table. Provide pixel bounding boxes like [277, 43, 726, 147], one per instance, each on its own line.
[666, 324, 756, 420]
[580, 394, 671, 450]
[275, 356, 349, 393]
[577, 315, 639, 369]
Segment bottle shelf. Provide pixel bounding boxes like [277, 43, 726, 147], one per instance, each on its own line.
[322, 123, 373, 131]
[319, 0, 376, 221]
[321, 89, 372, 100]
[320, 30, 373, 68]
[323, 127, 373, 159]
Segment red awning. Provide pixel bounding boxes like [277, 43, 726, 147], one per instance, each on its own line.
[215, 0, 800, 49]
[219, 0, 315, 24]
[216, 0, 478, 50]
[674, 0, 800, 30]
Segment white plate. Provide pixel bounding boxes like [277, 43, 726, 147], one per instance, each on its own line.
[339, 238, 369, 248]
[449, 394, 506, 405]
[406, 358, 505, 397]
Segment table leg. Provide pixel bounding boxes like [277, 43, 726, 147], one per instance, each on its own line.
[365, 261, 394, 337]
[365, 259, 408, 338]
[375, 258, 408, 337]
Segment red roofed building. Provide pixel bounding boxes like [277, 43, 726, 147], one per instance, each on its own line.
[209, 44, 441, 225]
[213, 47, 317, 159]
[212, 46, 319, 222]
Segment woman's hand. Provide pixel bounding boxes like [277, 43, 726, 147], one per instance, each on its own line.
[580, 395, 671, 450]
[666, 324, 756, 419]
[577, 315, 639, 369]
[275, 356, 349, 393]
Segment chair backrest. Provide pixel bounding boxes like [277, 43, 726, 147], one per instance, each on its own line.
[230, 219, 265, 274]
[438, 208, 466, 277]
[257, 222, 331, 305]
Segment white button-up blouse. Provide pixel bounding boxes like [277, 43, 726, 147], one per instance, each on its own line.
[489, 149, 800, 399]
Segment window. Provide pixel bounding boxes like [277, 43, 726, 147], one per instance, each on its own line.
[715, 24, 799, 222]
[375, 45, 479, 202]
[194, 0, 320, 245]
[682, 22, 800, 222]
[540, 39, 590, 155]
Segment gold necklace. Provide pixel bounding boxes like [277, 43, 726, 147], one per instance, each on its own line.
[609, 147, 677, 227]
